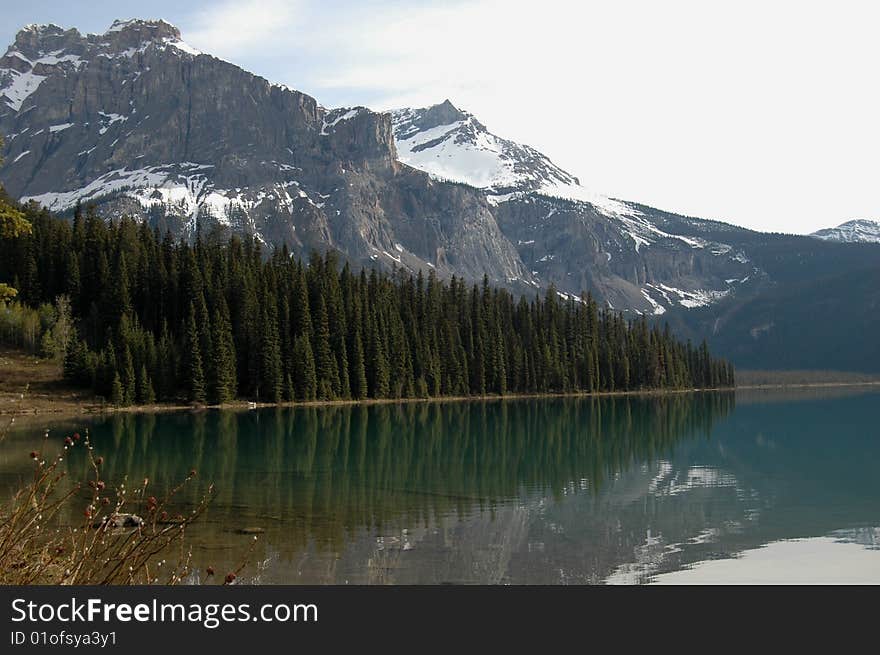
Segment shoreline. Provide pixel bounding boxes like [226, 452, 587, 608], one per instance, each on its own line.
[735, 381, 880, 390]
[1, 386, 734, 418]
[3, 380, 880, 421]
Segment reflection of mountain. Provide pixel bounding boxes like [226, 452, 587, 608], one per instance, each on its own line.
[834, 527, 880, 550]
[541, 389, 880, 584]
[4, 389, 879, 583]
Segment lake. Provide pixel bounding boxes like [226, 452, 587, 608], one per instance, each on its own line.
[2, 388, 879, 584]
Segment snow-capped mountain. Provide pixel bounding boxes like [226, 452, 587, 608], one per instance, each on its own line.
[3, 18, 880, 373]
[391, 100, 756, 314]
[811, 219, 880, 244]
[0, 20, 528, 285]
[391, 100, 628, 216]
[0, 18, 752, 317]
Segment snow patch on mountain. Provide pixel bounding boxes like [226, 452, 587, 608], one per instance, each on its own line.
[614, 213, 713, 252]
[644, 283, 729, 309]
[20, 163, 212, 211]
[166, 40, 202, 57]
[19, 161, 322, 236]
[641, 289, 667, 315]
[391, 101, 632, 218]
[321, 107, 364, 135]
[97, 112, 127, 134]
[0, 69, 46, 111]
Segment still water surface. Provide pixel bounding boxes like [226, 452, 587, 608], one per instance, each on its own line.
[2, 388, 879, 584]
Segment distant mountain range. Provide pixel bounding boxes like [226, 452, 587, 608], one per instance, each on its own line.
[2, 19, 880, 372]
[811, 219, 880, 244]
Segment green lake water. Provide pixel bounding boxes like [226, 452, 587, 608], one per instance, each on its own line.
[2, 388, 879, 584]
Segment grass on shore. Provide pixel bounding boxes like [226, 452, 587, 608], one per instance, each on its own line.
[0, 347, 100, 415]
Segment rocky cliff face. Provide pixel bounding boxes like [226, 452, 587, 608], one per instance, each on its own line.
[3, 19, 880, 335]
[0, 20, 529, 286]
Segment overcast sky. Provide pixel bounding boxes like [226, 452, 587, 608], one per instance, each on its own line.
[4, 0, 879, 234]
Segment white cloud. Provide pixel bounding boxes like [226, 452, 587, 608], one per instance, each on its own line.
[185, 0, 303, 58]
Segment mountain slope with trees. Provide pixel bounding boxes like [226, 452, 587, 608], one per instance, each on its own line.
[0, 201, 733, 406]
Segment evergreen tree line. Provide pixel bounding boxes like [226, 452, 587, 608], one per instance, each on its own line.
[0, 204, 734, 406]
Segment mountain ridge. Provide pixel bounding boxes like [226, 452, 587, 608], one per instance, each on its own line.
[3, 18, 880, 372]
[0, 18, 846, 311]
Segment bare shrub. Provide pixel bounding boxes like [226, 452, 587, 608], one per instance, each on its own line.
[0, 428, 220, 585]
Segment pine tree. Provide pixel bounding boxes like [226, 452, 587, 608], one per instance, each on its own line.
[63, 339, 96, 387]
[259, 284, 283, 403]
[157, 321, 176, 400]
[110, 372, 124, 407]
[195, 292, 213, 381]
[293, 334, 317, 401]
[120, 344, 136, 406]
[492, 325, 507, 395]
[97, 342, 116, 399]
[136, 363, 155, 405]
[314, 296, 338, 399]
[279, 295, 294, 401]
[349, 326, 368, 400]
[292, 266, 312, 337]
[368, 314, 390, 398]
[388, 314, 413, 398]
[183, 302, 206, 404]
[103, 250, 131, 324]
[209, 300, 237, 404]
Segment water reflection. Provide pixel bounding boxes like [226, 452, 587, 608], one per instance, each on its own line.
[651, 533, 880, 584]
[2, 388, 879, 584]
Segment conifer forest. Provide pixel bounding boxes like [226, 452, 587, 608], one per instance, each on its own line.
[0, 201, 734, 406]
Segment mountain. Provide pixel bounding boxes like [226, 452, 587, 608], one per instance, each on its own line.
[664, 236, 880, 371]
[811, 219, 880, 244]
[0, 20, 528, 286]
[387, 104, 880, 375]
[3, 19, 880, 372]
[0, 19, 760, 314]
[391, 100, 768, 312]
[391, 100, 613, 207]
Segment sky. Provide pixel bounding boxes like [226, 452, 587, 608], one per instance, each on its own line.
[3, 0, 879, 234]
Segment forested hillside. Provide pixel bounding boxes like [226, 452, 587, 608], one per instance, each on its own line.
[0, 200, 734, 406]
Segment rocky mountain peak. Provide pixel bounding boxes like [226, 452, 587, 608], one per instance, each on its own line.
[392, 99, 472, 137]
[1, 18, 202, 113]
[101, 19, 184, 50]
[9, 19, 184, 63]
[105, 18, 182, 39]
[9, 24, 82, 63]
[434, 98, 465, 117]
